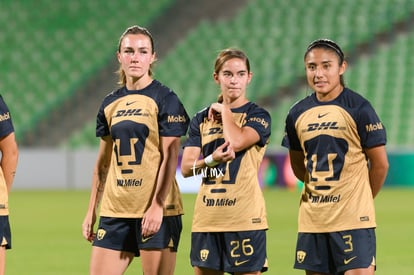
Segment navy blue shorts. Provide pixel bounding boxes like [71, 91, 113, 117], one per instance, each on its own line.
[191, 230, 268, 274]
[0, 216, 11, 249]
[93, 215, 182, 257]
[294, 228, 376, 274]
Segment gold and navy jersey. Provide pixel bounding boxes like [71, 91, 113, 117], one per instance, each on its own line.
[0, 95, 14, 216]
[184, 102, 271, 232]
[282, 88, 387, 232]
[96, 80, 189, 218]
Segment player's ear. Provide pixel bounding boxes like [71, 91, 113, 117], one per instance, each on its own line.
[116, 51, 121, 63]
[150, 52, 157, 64]
[247, 71, 253, 84]
[339, 61, 347, 75]
[213, 72, 220, 84]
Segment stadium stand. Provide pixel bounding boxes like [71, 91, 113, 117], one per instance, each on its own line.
[346, 32, 414, 146]
[0, 0, 175, 145]
[154, 0, 414, 148]
[2, 0, 414, 149]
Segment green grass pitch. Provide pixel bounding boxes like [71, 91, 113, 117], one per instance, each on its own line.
[6, 187, 414, 274]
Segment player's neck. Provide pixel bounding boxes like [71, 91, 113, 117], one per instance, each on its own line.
[315, 85, 344, 102]
[126, 75, 153, 91]
[223, 97, 248, 109]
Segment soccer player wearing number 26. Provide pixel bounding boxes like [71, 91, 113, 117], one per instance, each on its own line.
[82, 25, 189, 275]
[282, 39, 389, 275]
[181, 48, 271, 275]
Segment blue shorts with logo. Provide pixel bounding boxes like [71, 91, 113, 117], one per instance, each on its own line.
[191, 230, 268, 274]
[294, 228, 376, 274]
[93, 215, 182, 257]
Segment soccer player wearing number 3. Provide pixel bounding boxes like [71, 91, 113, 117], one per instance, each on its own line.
[82, 25, 189, 275]
[282, 39, 389, 275]
[181, 48, 271, 275]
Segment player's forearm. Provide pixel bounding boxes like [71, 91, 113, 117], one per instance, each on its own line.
[86, 163, 109, 213]
[153, 158, 177, 206]
[181, 158, 206, 178]
[1, 140, 18, 192]
[86, 183, 100, 215]
[181, 161, 192, 178]
[289, 150, 306, 182]
[153, 139, 180, 206]
[221, 106, 244, 149]
[94, 179, 106, 210]
[369, 163, 388, 198]
[365, 145, 389, 198]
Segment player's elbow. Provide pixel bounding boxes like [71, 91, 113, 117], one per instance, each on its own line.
[181, 167, 194, 178]
[372, 158, 389, 175]
[228, 137, 256, 153]
[291, 164, 306, 182]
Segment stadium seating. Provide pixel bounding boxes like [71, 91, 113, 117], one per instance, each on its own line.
[0, 0, 174, 143]
[153, 0, 414, 148]
[2, 0, 414, 149]
[346, 32, 414, 146]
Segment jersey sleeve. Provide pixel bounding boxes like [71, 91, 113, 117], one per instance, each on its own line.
[182, 112, 204, 148]
[357, 101, 387, 148]
[0, 96, 14, 138]
[281, 111, 302, 151]
[96, 101, 110, 137]
[244, 106, 271, 147]
[158, 92, 189, 137]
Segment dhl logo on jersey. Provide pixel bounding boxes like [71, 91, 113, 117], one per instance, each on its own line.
[0, 112, 10, 122]
[304, 121, 383, 133]
[304, 121, 346, 132]
[113, 108, 149, 118]
[204, 127, 223, 136]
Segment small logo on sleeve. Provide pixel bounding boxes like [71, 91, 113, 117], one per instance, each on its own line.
[248, 117, 269, 129]
[365, 122, 383, 132]
[0, 112, 10, 122]
[167, 115, 187, 123]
